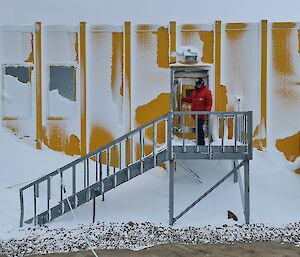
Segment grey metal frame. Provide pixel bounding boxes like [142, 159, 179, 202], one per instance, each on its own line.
[19, 113, 169, 227]
[168, 64, 252, 225]
[167, 111, 252, 225]
[172, 160, 246, 224]
[19, 110, 252, 227]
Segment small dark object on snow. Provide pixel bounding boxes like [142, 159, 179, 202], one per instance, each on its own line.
[128, 221, 134, 227]
[228, 210, 238, 221]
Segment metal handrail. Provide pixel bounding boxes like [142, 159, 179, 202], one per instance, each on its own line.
[172, 111, 252, 143]
[172, 111, 252, 159]
[173, 111, 250, 115]
[20, 113, 169, 191]
[20, 112, 170, 227]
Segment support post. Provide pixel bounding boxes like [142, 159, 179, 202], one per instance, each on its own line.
[47, 177, 51, 220]
[233, 160, 238, 183]
[60, 170, 63, 215]
[247, 112, 253, 160]
[80, 22, 87, 156]
[244, 160, 250, 224]
[93, 198, 96, 223]
[33, 184, 37, 226]
[84, 159, 87, 188]
[124, 21, 131, 132]
[35, 22, 42, 149]
[96, 153, 99, 181]
[19, 189, 24, 227]
[99, 152, 104, 202]
[72, 166, 76, 195]
[87, 158, 90, 199]
[169, 159, 174, 226]
[169, 21, 176, 64]
[260, 20, 267, 148]
[214, 20, 222, 111]
[167, 111, 174, 226]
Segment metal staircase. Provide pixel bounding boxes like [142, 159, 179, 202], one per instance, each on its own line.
[19, 111, 252, 227]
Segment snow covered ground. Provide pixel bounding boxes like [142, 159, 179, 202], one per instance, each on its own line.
[1, 125, 300, 255]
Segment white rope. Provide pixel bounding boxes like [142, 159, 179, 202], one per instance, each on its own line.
[62, 184, 99, 257]
[63, 189, 99, 257]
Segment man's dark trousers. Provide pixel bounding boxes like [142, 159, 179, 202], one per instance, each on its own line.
[197, 118, 205, 145]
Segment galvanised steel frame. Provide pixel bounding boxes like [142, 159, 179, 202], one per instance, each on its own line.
[19, 110, 252, 227]
[18, 66, 252, 227]
[168, 66, 252, 225]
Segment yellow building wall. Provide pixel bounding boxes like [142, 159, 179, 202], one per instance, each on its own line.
[86, 25, 125, 165]
[133, 24, 170, 158]
[0, 21, 299, 174]
[178, 24, 215, 135]
[221, 23, 262, 144]
[270, 23, 300, 170]
[41, 26, 81, 156]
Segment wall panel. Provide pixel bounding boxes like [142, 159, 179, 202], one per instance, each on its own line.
[0, 26, 36, 139]
[270, 22, 300, 170]
[86, 25, 126, 161]
[221, 23, 261, 143]
[42, 25, 80, 155]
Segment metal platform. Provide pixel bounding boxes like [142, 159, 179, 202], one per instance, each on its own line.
[173, 145, 249, 159]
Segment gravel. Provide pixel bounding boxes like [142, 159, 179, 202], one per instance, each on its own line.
[1, 222, 300, 257]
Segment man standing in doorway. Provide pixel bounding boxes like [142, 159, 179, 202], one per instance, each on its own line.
[182, 78, 212, 145]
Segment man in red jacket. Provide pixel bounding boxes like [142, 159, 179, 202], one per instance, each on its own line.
[182, 78, 212, 145]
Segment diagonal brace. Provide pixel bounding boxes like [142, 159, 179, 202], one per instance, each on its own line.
[174, 160, 245, 223]
[237, 163, 245, 211]
[177, 160, 202, 183]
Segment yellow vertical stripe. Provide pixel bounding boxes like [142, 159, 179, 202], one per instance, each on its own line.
[261, 20, 267, 147]
[169, 21, 176, 64]
[214, 20, 222, 111]
[80, 22, 87, 156]
[35, 22, 42, 149]
[125, 21, 131, 131]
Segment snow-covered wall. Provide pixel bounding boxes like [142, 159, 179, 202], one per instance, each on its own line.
[0, 26, 35, 138]
[221, 23, 262, 145]
[133, 24, 170, 152]
[269, 22, 300, 171]
[41, 25, 80, 155]
[178, 24, 214, 66]
[86, 25, 127, 159]
[0, 21, 299, 173]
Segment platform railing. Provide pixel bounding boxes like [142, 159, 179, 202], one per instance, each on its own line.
[172, 111, 252, 158]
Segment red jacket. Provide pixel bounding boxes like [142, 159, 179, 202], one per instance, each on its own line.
[182, 86, 212, 118]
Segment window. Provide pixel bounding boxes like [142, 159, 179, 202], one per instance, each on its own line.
[2, 65, 33, 118]
[48, 65, 76, 118]
[49, 66, 76, 101]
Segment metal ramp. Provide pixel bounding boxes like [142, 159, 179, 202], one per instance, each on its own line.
[19, 111, 252, 227]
